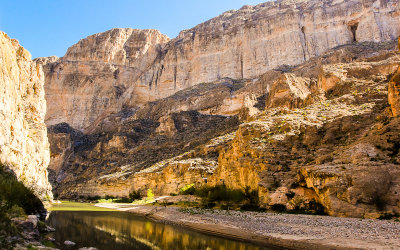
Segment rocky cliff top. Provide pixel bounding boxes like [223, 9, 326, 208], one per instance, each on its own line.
[63, 28, 170, 65]
[177, 0, 399, 41]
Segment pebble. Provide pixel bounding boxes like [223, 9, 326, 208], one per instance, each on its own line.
[64, 240, 76, 246]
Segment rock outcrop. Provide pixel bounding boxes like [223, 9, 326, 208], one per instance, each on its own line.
[0, 32, 52, 200]
[209, 42, 400, 218]
[43, 0, 400, 132]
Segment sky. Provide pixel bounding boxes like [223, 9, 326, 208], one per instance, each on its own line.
[0, 0, 266, 58]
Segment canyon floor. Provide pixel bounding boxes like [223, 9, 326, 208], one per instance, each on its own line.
[93, 200, 400, 250]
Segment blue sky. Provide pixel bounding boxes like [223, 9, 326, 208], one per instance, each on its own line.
[0, 0, 266, 58]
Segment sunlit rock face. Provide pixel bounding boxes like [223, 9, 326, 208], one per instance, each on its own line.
[41, 28, 170, 132]
[0, 31, 53, 200]
[43, 0, 400, 132]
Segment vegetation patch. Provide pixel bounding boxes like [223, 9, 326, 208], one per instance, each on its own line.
[49, 201, 116, 212]
[0, 164, 46, 248]
[179, 184, 263, 211]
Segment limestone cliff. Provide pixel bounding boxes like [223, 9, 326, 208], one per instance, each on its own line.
[43, 0, 400, 132]
[42, 0, 400, 218]
[49, 41, 400, 219]
[42, 29, 170, 131]
[0, 32, 52, 200]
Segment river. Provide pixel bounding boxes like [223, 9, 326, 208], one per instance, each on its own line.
[46, 210, 274, 250]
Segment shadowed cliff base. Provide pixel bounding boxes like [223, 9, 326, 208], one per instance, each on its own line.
[0, 164, 52, 249]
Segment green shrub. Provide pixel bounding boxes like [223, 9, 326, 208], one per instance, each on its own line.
[105, 195, 116, 200]
[180, 184, 263, 211]
[0, 164, 45, 216]
[87, 195, 101, 201]
[7, 205, 25, 218]
[147, 189, 154, 201]
[114, 197, 132, 203]
[180, 184, 196, 195]
[378, 212, 398, 220]
[195, 184, 245, 203]
[42, 240, 56, 248]
[0, 164, 48, 249]
[129, 190, 142, 201]
[27, 244, 38, 250]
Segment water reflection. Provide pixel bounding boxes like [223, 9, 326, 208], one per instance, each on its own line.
[46, 211, 271, 250]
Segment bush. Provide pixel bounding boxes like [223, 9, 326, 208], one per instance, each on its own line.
[271, 204, 287, 213]
[193, 184, 263, 210]
[147, 189, 154, 201]
[105, 195, 116, 200]
[87, 195, 101, 201]
[180, 184, 196, 195]
[114, 197, 132, 203]
[0, 164, 45, 217]
[0, 164, 45, 248]
[196, 184, 245, 203]
[129, 190, 142, 201]
[378, 212, 398, 220]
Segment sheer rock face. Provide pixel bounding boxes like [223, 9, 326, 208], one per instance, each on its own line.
[42, 29, 170, 131]
[0, 32, 52, 200]
[43, 0, 400, 131]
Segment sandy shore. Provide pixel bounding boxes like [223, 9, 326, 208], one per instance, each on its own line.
[112, 205, 400, 250]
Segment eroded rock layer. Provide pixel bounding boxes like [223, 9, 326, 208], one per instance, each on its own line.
[0, 32, 52, 200]
[43, 0, 400, 131]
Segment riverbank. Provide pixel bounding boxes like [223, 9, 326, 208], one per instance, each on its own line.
[121, 205, 400, 250]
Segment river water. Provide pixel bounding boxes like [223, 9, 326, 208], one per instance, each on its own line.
[46, 211, 273, 250]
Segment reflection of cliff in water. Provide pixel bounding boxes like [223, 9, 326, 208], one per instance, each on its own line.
[46, 211, 268, 250]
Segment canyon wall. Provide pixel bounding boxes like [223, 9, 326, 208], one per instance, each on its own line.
[41, 0, 400, 218]
[50, 41, 400, 219]
[0, 32, 53, 200]
[140, 42, 400, 218]
[43, 0, 400, 131]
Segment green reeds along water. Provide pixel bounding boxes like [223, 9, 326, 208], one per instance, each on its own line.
[46, 209, 274, 250]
